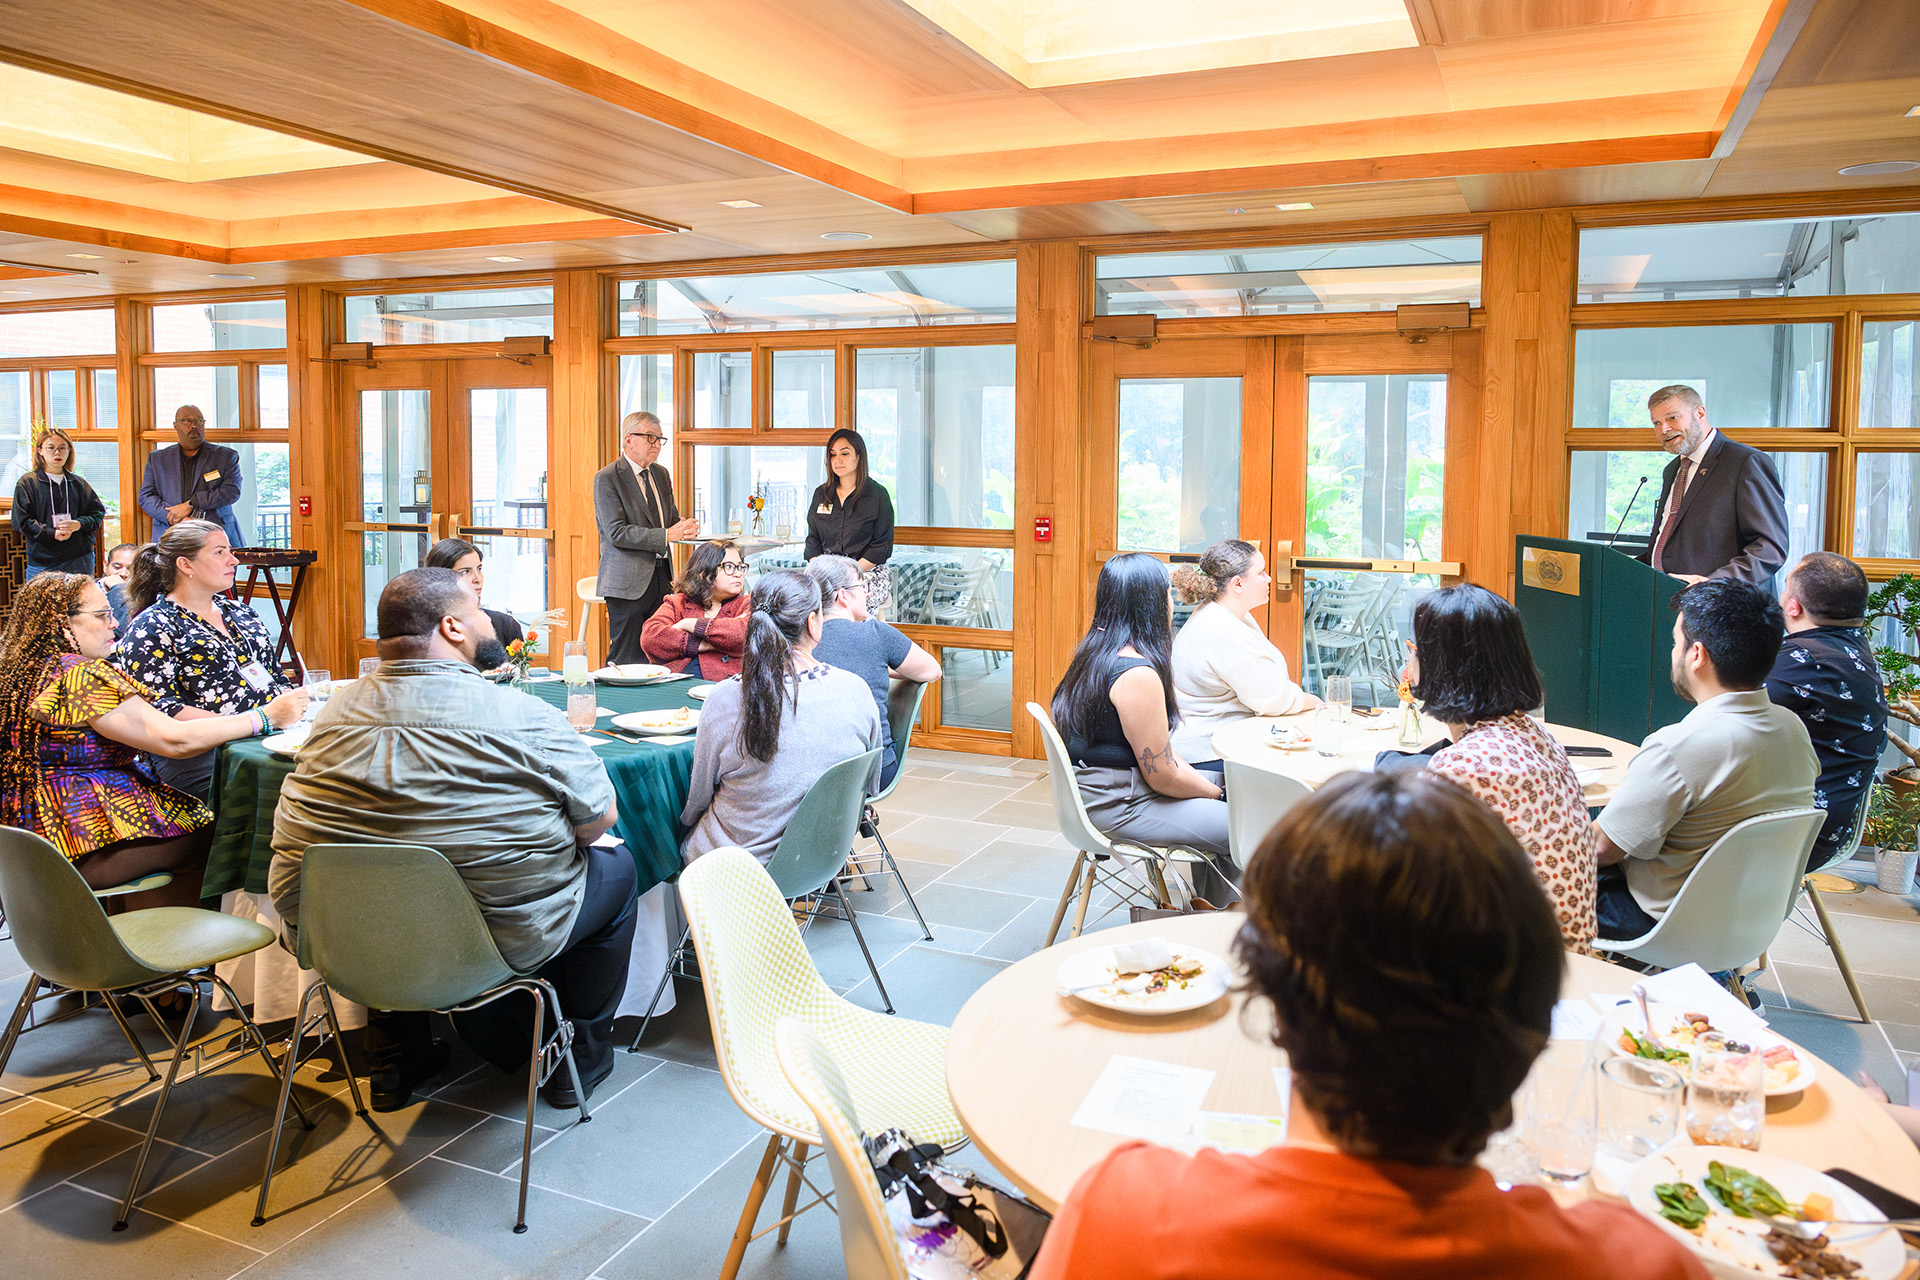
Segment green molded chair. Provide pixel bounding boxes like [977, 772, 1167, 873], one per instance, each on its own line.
[680, 846, 962, 1280]
[770, 748, 893, 1012]
[253, 843, 593, 1234]
[847, 678, 933, 940]
[0, 826, 304, 1231]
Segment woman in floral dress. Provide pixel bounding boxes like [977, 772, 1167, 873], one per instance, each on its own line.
[1410, 583, 1600, 954]
[0, 572, 306, 908]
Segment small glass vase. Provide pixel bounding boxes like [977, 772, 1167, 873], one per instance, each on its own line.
[1397, 699, 1424, 748]
[751, 509, 765, 537]
[509, 665, 536, 697]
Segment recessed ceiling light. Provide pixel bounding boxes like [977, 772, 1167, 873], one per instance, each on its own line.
[1839, 161, 1920, 176]
[209, 272, 255, 279]
[66, 252, 103, 259]
[1, 289, 31, 295]
[1229, 207, 1246, 214]
[486, 255, 522, 262]
[820, 231, 873, 241]
[718, 199, 762, 209]
[1275, 202, 1315, 211]
[1907, 106, 1920, 118]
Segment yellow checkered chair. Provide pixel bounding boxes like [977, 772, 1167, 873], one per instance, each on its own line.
[680, 846, 963, 1280]
[775, 1018, 912, 1280]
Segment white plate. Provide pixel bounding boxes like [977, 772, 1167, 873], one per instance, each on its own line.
[612, 708, 700, 735]
[1055, 944, 1231, 1015]
[261, 723, 312, 758]
[1626, 1145, 1902, 1278]
[593, 664, 671, 686]
[1601, 1002, 1815, 1097]
[688, 683, 718, 700]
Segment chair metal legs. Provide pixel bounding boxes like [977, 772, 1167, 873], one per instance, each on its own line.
[852, 808, 932, 941]
[1804, 880, 1875, 1023]
[0, 973, 159, 1082]
[627, 925, 695, 1053]
[831, 880, 893, 1015]
[1041, 846, 1174, 948]
[254, 980, 361, 1227]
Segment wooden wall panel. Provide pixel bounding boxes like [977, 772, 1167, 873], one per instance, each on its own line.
[551, 268, 610, 662]
[1012, 240, 1089, 758]
[286, 281, 350, 677]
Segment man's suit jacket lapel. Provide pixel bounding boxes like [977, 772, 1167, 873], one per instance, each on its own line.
[1669, 434, 1727, 532]
[615, 459, 649, 526]
[648, 464, 677, 526]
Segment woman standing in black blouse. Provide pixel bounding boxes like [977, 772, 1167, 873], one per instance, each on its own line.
[803, 429, 895, 614]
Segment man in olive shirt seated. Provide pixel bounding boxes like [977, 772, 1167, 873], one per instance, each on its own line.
[1595, 579, 1817, 941]
[270, 568, 636, 1110]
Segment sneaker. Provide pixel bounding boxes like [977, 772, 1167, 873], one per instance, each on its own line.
[368, 1039, 451, 1112]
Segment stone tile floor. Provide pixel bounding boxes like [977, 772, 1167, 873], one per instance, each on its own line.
[3, 745, 1919, 1280]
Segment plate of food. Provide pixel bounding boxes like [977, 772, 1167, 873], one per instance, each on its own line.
[612, 707, 699, 735]
[593, 663, 672, 686]
[1055, 936, 1231, 1014]
[1602, 1002, 1814, 1096]
[688, 683, 718, 701]
[1267, 724, 1312, 751]
[1628, 1146, 1902, 1278]
[261, 723, 312, 758]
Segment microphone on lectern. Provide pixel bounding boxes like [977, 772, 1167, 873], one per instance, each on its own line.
[1604, 477, 1649, 548]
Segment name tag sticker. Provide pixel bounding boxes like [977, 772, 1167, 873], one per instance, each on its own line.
[817, 503, 832, 515]
[238, 660, 274, 692]
[203, 470, 222, 482]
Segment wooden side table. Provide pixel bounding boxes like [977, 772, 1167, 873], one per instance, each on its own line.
[232, 548, 317, 681]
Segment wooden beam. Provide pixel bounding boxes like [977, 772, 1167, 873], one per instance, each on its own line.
[551, 267, 610, 664]
[286, 282, 349, 677]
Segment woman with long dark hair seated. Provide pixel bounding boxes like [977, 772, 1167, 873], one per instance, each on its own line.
[0, 572, 306, 910]
[1411, 583, 1598, 953]
[1050, 552, 1231, 878]
[679, 569, 880, 865]
[424, 537, 532, 647]
[640, 539, 751, 679]
[1030, 771, 1704, 1280]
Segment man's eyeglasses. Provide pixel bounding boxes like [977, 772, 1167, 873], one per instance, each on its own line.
[717, 562, 747, 576]
[176, 418, 206, 427]
[625, 432, 666, 445]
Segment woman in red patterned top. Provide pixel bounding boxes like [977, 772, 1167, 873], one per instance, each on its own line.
[640, 539, 751, 679]
[0, 573, 306, 908]
[1410, 582, 1599, 953]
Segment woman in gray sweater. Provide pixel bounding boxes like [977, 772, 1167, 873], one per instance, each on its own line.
[679, 569, 881, 865]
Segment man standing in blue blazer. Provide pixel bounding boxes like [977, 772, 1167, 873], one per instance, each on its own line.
[139, 403, 245, 546]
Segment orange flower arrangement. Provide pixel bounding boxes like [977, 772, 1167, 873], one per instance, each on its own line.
[504, 627, 544, 679]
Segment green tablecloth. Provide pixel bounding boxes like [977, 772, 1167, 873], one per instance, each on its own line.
[203, 675, 709, 901]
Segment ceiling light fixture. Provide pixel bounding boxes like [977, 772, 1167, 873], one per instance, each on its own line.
[820, 231, 873, 241]
[1, 289, 31, 295]
[718, 199, 762, 209]
[1839, 161, 1920, 176]
[66, 252, 103, 259]
[209, 272, 255, 279]
[1275, 202, 1315, 211]
[1907, 106, 1920, 118]
[486, 255, 522, 262]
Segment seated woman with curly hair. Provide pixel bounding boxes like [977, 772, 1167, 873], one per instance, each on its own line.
[1031, 770, 1705, 1280]
[0, 572, 307, 909]
[640, 539, 750, 680]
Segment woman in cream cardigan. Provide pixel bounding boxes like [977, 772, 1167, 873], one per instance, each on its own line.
[1169, 540, 1319, 769]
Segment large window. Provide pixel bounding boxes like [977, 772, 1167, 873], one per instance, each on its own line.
[617, 261, 1015, 335]
[0, 309, 121, 557]
[345, 287, 554, 344]
[1096, 237, 1482, 319]
[1579, 212, 1920, 303]
[1571, 324, 1831, 430]
[0, 308, 113, 358]
[855, 345, 1015, 530]
[1115, 376, 1241, 553]
[152, 299, 288, 352]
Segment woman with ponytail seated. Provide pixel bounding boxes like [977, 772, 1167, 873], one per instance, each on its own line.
[1169, 540, 1318, 770]
[113, 520, 294, 800]
[1031, 771, 1705, 1280]
[1052, 553, 1233, 891]
[679, 569, 881, 865]
[0, 573, 307, 910]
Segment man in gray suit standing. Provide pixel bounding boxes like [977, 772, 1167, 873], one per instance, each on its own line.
[139, 403, 246, 546]
[1637, 384, 1789, 588]
[594, 411, 698, 663]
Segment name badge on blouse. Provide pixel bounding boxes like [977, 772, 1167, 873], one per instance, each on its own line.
[238, 660, 274, 692]
[816, 503, 832, 515]
[203, 470, 222, 483]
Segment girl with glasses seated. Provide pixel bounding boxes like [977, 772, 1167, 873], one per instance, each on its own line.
[0, 572, 307, 911]
[640, 539, 751, 679]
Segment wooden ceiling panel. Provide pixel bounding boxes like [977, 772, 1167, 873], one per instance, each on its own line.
[1702, 78, 1920, 197]
[1419, 0, 1752, 44]
[1432, 11, 1768, 112]
[1455, 159, 1721, 210]
[1768, 0, 1920, 88]
[1120, 180, 1472, 232]
[928, 202, 1162, 241]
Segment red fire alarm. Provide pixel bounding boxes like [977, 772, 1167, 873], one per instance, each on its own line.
[297, 495, 312, 516]
[1034, 515, 1052, 542]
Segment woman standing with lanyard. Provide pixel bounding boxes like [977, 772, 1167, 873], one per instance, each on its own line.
[11, 427, 107, 581]
[803, 428, 895, 615]
[113, 519, 293, 800]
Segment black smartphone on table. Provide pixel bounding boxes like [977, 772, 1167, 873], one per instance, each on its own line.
[1563, 746, 1613, 758]
[1823, 1168, 1920, 1220]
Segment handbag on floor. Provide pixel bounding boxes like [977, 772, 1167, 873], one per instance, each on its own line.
[865, 1128, 1052, 1279]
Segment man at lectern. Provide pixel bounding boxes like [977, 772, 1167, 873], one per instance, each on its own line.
[1636, 384, 1788, 588]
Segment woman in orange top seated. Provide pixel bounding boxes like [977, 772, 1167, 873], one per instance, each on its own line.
[0, 572, 307, 909]
[639, 539, 750, 680]
[1030, 769, 1706, 1280]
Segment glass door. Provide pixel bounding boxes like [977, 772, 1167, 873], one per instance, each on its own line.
[345, 356, 553, 652]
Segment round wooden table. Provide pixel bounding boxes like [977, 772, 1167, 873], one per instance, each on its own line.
[1212, 712, 1640, 807]
[947, 913, 1920, 1213]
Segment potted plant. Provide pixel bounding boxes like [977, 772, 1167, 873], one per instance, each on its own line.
[1859, 782, 1919, 894]
[1865, 574, 1920, 796]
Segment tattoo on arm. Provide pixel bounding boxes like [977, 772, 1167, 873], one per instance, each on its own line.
[1137, 745, 1160, 776]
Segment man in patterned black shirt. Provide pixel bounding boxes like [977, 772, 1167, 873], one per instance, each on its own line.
[1766, 552, 1888, 876]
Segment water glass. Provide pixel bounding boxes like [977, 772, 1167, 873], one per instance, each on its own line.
[358, 657, 381, 679]
[562, 640, 591, 683]
[775, 521, 792, 540]
[1529, 1041, 1597, 1183]
[1313, 701, 1346, 756]
[1599, 1056, 1683, 1161]
[566, 677, 598, 732]
[727, 509, 744, 536]
[1686, 1032, 1765, 1150]
[1325, 674, 1352, 714]
[302, 669, 331, 721]
[1478, 1115, 1537, 1188]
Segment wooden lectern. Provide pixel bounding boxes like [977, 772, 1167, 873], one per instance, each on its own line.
[1514, 535, 1691, 744]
